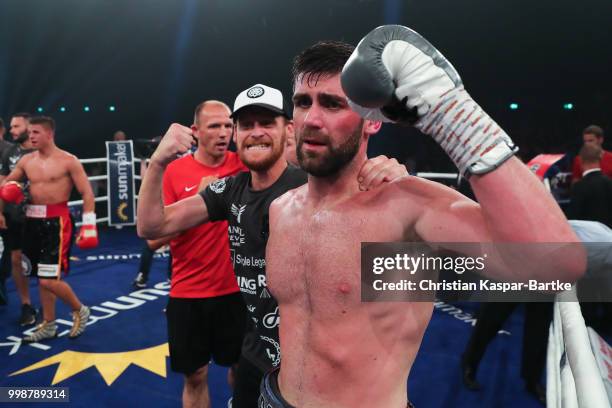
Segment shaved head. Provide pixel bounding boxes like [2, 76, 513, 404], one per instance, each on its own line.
[194, 100, 231, 125]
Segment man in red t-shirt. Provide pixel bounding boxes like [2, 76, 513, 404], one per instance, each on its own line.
[572, 125, 612, 181]
[163, 100, 247, 407]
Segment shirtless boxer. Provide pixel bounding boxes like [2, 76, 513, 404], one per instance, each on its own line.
[0, 116, 97, 342]
[261, 27, 586, 407]
[137, 84, 407, 407]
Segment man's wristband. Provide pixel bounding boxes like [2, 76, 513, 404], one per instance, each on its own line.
[82, 212, 96, 225]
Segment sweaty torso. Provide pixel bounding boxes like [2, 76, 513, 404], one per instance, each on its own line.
[267, 180, 435, 408]
[21, 150, 75, 204]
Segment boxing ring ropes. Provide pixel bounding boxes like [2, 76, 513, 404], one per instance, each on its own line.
[73, 157, 610, 407]
[68, 157, 150, 227]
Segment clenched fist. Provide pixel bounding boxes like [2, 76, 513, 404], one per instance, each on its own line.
[198, 176, 219, 192]
[150, 123, 196, 167]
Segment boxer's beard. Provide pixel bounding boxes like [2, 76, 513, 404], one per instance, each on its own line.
[297, 124, 362, 177]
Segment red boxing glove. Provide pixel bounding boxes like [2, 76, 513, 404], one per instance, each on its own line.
[76, 212, 98, 249]
[0, 181, 25, 204]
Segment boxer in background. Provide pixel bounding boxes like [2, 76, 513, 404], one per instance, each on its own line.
[0, 116, 97, 342]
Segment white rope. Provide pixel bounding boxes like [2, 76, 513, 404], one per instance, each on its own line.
[415, 172, 458, 180]
[548, 287, 611, 408]
[73, 217, 108, 228]
[79, 157, 106, 164]
[68, 196, 108, 206]
[547, 322, 561, 408]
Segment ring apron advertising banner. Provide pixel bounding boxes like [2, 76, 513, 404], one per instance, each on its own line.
[106, 141, 136, 226]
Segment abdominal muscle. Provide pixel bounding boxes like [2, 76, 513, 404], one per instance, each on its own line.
[278, 301, 433, 408]
[28, 179, 72, 205]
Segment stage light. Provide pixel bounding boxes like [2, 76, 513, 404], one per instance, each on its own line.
[84, 106, 90, 112]
[60, 106, 66, 112]
[509, 103, 519, 110]
[36, 107, 43, 113]
[563, 103, 574, 110]
[109, 106, 116, 112]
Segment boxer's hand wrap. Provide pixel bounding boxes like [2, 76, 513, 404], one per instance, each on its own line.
[0, 181, 25, 204]
[76, 212, 99, 249]
[342, 25, 518, 177]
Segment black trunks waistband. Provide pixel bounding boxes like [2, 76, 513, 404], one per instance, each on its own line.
[258, 368, 415, 408]
[25, 203, 69, 219]
[259, 368, 295, 408]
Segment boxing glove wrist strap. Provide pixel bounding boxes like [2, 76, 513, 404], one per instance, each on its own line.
[82, 212, 96, 225]
[415, 87, 518, 177]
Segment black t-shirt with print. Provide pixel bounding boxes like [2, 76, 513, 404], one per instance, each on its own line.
[200, 165, 307, 372]
[0, 144, 34, 221]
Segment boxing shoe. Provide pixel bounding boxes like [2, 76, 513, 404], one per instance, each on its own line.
[0, 280, 6, 306]
[342, 25, 517, 177]
[68, 305, 90, 339]
[19, 303, 38, 326]
[461, 362, 482, 391]
[23, 321, 58, 343]
[133, 272, 147, 288]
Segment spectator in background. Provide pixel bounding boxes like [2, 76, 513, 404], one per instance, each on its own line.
[461, 301, 552, 404]
[571, 125, 612, 181]
[0, 117, 12, 183]
[568, 144, 612, 332]
[133, 158, 171, 288]
[113, 130, 128, 141]
[132, 136, 169, 288]
[568, 144, 612, 227]
[0, 117, 14, 305]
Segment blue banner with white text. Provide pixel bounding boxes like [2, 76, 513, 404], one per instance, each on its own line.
[106, 141, 136, 226]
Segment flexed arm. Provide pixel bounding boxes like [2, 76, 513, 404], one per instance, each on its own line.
[136, 124, 210, 239]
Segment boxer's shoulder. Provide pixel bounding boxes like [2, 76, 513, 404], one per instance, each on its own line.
[36, 148, 76, 165]
[269, 184, 307, 228]
[18, 150, 36, 164]
[388, 175, 467, 203]
[61, 151, 84, 170]
[275, 182, 307, 205]
[60, 149, 78, 161]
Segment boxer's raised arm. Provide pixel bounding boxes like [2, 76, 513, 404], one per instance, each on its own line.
[344, 25, 585, 283]
[468, 157, 578, 242]
[409, 177, 585, 283]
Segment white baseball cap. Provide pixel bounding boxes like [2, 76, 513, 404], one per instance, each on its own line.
[231, 84, 288, 119]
